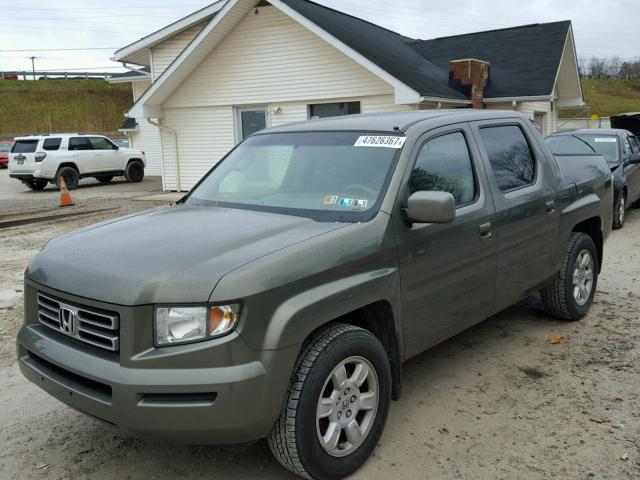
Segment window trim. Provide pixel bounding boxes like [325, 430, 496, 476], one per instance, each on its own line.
[478, 122, 539, 195]
[307, 101, 361, 120]
[233, 105, 270, 144]
[408, 128, 481, 209]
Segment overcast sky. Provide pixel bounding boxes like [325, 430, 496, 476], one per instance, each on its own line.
[0, 0, 638, 74]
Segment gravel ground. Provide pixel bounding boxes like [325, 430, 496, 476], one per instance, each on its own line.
[0, 198, 639, 480]
[0, 168, 164, 215]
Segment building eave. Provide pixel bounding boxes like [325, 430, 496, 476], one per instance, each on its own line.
[483, 95, 552, 103]
[113, 1, 226, 65]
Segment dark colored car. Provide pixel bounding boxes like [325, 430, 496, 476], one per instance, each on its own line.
[18, 110, 613, 480]
[545, 128, 640, 229]
[0, 140, 13, 168]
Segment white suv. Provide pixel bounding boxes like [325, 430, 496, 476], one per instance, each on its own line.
[8, 134, 146, 190]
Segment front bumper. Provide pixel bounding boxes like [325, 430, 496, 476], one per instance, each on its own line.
[17, 281, 299, 444]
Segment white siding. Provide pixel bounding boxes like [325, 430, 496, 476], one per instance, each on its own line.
[164, 6, 393, 109]
[151, 23, 206, 79]
[132, 79, 151, 102]
[129, 119, 162, 176]
[160, 107, 235, 190]
[518, 101, 556, 135]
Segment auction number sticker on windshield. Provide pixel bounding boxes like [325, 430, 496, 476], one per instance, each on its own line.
[594, 137, 617, 143]
[354, 136, 406, 148]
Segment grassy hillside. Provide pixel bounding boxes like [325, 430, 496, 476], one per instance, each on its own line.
[562, 79, 640, 118]
[0, 80, 132, 138]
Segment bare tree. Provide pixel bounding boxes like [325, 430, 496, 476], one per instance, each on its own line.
[589, 56, 609, 80]
[609, 56, 621, 79]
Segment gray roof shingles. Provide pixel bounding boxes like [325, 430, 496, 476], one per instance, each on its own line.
[280, 0, 570, 101]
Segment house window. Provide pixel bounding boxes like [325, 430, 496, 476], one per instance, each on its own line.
[309, 101, 360, 119]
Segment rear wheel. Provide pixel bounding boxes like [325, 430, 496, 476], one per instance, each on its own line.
[124, 160, 144, 183]
[96, 175, 113, 184]
[612, 193, 626, 229]
[55, 166, 80, 190]
[540, 232, 598, 320]
[268, 323, 391, 480]
[24, 179, 48, 191]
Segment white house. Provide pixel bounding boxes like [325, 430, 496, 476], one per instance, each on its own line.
[113, 0, 584, 191]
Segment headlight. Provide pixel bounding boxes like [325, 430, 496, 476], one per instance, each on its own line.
[155, 304, 240, 346]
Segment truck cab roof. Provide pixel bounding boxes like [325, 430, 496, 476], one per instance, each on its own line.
[263, 109, 530, 135]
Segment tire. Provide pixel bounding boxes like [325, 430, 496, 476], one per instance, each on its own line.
[96, 175, 113, 184]
[612, 193, 626, 229]
[540, 232, 598, 321]
[268, 323, 391, 480]
[55, 166, 80, 190]
[124, 160, 144, 183]
[25, 179, 48, 191]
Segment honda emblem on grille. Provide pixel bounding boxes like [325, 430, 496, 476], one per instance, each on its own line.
[59, 307, 77, 335]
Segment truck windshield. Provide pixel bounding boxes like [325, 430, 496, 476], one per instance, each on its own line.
[545, 134, 620, 165]
[186, 131, 405, 222]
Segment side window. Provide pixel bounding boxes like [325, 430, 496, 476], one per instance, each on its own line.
[89, 137, 115, 150]
[409, 131, 477, 206]
[480, 125, 536, 192]
[42, 138, 62, 151]
[68, 137, 92, 151]
[623, 137, 634, 158]
[630, 136, 640, 154]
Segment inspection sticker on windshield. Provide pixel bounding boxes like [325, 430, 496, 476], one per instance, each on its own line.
[354, 136, 406, 148]
[594, 137, 617, 143]
[323, 195, 339, 205]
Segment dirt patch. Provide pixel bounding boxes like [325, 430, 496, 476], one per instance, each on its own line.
[1, 206, 639, 479]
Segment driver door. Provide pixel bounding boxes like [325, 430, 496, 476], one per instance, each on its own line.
[394, 124, 497, 358]
[89, 137, 121, 172]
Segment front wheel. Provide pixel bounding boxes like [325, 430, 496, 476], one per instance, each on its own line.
[540, 232, 598, 320]
[124, 160, 144, 183]
[268, 323, 391, 480]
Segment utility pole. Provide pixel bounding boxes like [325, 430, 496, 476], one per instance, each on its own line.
[26, 56, 38, 80]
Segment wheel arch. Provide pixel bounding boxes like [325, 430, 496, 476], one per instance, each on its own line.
[56, 162, 79, 173]
[260, 269, 404, 400]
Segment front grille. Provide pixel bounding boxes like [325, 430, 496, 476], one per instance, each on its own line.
[37, 293, 120, 352]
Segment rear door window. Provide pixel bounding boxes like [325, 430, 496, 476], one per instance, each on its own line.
[43, 138, 62, 151]
[69, 137, 93, 151]
[11, 140, 39, 153]
[480, 125, 536, 192]
[630, 136, 640, 153]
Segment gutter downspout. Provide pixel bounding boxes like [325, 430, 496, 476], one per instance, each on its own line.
[147, 118, 181, 192]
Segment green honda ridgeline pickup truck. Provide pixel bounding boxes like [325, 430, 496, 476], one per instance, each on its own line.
[18, 110, 612, 479]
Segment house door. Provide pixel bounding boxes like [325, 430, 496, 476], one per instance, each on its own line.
[236, 106, 268, 142]
[534, 112, 547, 137]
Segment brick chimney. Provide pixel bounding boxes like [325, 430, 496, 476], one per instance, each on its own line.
[449, 59, 490, 109]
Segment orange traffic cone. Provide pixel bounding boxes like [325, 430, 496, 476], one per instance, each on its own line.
[59, 176, 75, 207]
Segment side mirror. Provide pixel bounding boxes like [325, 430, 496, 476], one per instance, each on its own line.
[626, 153, 640, 165]
[114, 144, 119, 150]
[406, 191, 456, 224]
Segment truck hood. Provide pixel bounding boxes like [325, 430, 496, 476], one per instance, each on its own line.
[27, 205, 346, 306]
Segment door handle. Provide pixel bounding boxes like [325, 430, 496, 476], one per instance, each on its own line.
[545, 200, 555, 214]
[478, 222, 492, 241]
